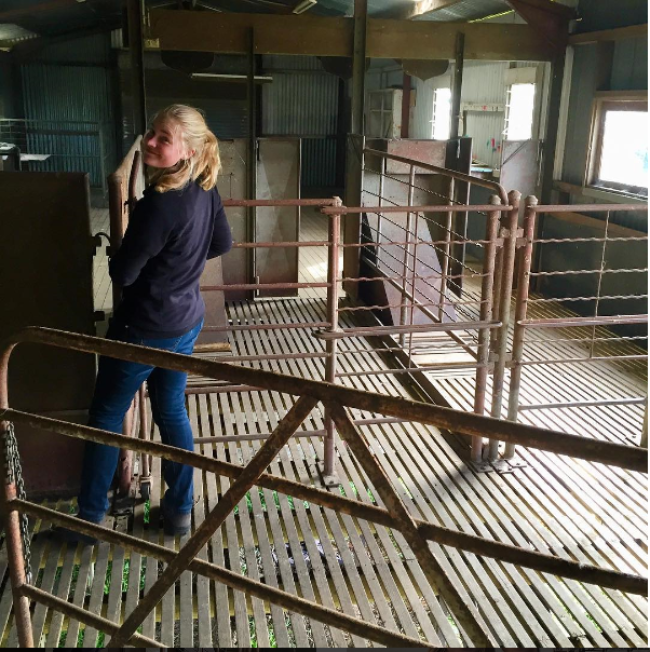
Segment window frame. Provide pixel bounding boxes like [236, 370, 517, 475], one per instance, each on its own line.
[586, 91, 648, 198]
[503, 66, 545, 142]
[431, 86, 451, 140]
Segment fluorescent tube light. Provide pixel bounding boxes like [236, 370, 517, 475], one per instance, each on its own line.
[293, 0, 317, 14]
[191, 73, 273, 82]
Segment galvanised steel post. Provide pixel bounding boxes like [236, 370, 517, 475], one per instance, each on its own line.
[488, 190, 521, 462]
[504, 196, 538, 460]
[323, 197, 342, 482]
[471, 195, 501, 463]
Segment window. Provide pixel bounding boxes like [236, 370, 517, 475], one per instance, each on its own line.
[589, 96, 648, 196]
[432, 88, 451, 140]
[504, 82, 536, 140]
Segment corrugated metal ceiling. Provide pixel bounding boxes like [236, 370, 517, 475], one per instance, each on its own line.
[420, 0, 512, 22]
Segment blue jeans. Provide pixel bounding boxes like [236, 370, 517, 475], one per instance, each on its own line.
[77, 319, 203, 523]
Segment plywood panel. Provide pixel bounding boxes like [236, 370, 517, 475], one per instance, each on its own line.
[256, 138, 300, 297]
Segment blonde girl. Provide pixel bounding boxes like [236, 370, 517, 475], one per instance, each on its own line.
[62, 105, 232, 541]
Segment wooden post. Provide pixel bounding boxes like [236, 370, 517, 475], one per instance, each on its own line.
[343, 0, 368, 296]
[450, 32, 465, 140]
[401, 73, 411, 138]
[247, 28, 257, 299]
[126, 0, 147, 137]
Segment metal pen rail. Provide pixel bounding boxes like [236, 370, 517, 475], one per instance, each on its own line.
[502, 197, 649, 459]
[1, 327, 647, 647]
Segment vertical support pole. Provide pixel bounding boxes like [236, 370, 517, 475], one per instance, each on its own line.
[641, 397, 648, 449]
[351, 0, 367, 137]
[399, 165, 415, 348]
[343, 0, 368, 297]
[401, 73, 411, 138]
[533, 50, 566, 283]
[487, 190, 521, 463]
[376, 155, 385, 246]
[504, 196, 538, 461]
[126, 0, 147, 139]
[0, 360, 34, 647]
[438, 177, 454, 322]
[471, 195, 501, 464]
[407, 210, 420, 368]
[322, 197, 342, 485]
[490, 240, 504, 353]
[450, 32, 465, 140]
[589, 210, 610, 359]
[0, 477, 33, 647]
[247, 28, 257, 298]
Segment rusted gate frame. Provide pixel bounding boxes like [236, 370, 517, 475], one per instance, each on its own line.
[6, 409, 645, 595]
[360, 149, 511, 466]
[1, 328, 648, 647]
[5, 328, 646, 470]
[198, 193, 510, 470]
[504, 198, 649, 459]
[321, 199, 512, 461]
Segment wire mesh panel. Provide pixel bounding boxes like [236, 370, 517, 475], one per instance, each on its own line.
[505, 200, 648, 458]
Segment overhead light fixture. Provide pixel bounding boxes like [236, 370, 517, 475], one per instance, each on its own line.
[191, 73, 273, 83]
[292, 0, 317, 14]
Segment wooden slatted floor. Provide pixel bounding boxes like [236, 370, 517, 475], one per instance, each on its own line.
[0, 209, 645, 648]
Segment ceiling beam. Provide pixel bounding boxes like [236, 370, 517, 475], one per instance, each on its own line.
[506, 0, 575, 49]
[150, 9, 558, 60]
[391, 0, 464, 22]
[569, 23, 647, 45]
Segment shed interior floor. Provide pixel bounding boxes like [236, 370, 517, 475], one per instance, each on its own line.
[0, 209, 646, 647]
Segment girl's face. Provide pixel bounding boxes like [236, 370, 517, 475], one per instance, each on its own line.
[142, 118, 193, 169]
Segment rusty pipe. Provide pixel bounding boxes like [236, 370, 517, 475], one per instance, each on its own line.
[472, 196, 502, 463]
[1, 331, 647, 471]
[323, 200, 342, 479]
[504, 196, 538, 460]
[488, 190, 521, 462]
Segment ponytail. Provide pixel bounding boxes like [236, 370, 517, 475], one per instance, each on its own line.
[195, 129, 220, 191]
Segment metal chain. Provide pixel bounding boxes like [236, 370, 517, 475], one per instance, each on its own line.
[2, 422, 31, 584]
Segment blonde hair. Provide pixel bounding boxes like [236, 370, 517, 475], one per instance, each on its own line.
[146, 104, 221, 193]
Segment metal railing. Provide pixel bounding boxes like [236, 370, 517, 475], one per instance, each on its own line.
[1, 327, 647, 648]
[357, 147, 522, 465]
[0, 119, 112, 195]
[105, 144, 648, 475]
[502, 197, 649, 459]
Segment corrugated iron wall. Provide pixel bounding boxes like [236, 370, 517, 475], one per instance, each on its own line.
[411, 61, 544, 170]
[262, 55, 339, 188]
[19, 34, 117, 190]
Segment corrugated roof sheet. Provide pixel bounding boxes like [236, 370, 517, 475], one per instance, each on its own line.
[419, 0, 511, 22]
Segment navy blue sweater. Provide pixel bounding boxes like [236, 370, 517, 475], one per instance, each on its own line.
[109, 180, 232, 338]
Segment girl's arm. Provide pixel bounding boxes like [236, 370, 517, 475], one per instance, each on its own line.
[207, 195, 233, 259]
[109, 194, 173, 286]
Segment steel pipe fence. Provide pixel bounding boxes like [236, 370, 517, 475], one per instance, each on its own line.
[503, 197, 649, 460]
[357, 148, 520, 465]
[0, 119, 112, 194]
[107, 145, 648, 475]
[1, 327, 647, 647]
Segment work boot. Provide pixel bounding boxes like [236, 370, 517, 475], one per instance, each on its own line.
[162, 500, 191, 536]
